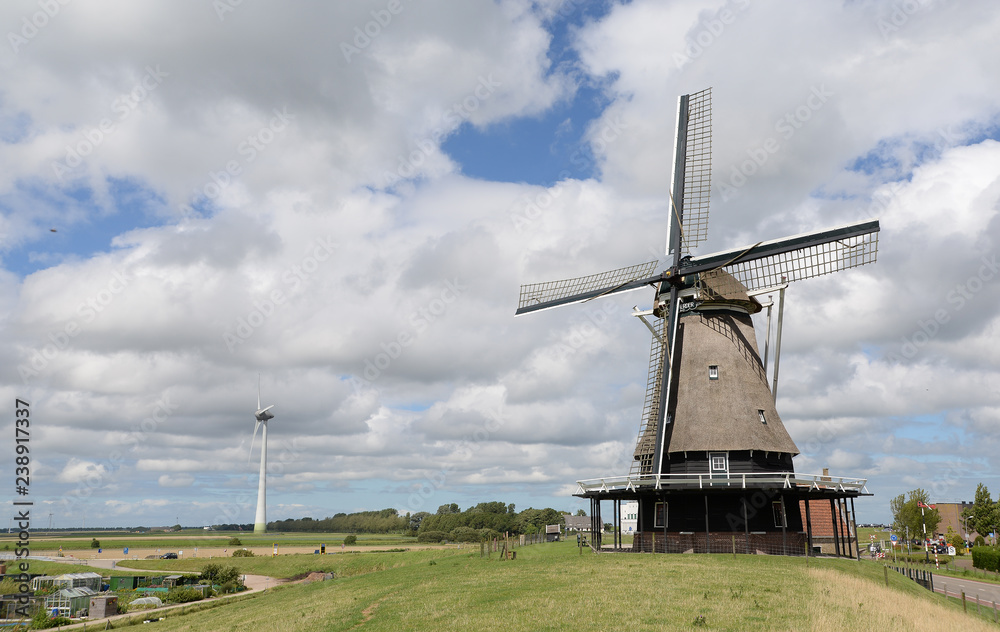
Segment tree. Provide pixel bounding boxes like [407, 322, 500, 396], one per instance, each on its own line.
[90, 538, 101, 548]
[971, 484, 999, 543]
[890, 489, 940, 542]
[437, 503, 460, 515]
[343, 534, 357, 546]
[409, 511, 429, 532]
[575, 509, 586, 517]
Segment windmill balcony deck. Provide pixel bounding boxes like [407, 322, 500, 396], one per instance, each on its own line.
[575, 472, 869, 496]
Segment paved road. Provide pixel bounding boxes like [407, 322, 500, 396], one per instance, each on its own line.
[933, 573, 1000, 611]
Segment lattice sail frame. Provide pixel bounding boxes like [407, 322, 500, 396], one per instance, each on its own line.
[722, 230, 879, 291]
[517, 260, 659, 312]
[679, 88, 712, 254]
[631, 314, 666, 477]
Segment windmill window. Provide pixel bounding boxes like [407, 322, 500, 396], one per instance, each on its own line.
[708, 365, 719, 380]
[710, 452, 727, 473]
[772, 501, 786, 528]
[758, 409, 767, 424]
[654, 502, 668, 528]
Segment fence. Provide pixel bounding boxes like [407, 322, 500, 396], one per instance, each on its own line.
[937, 583, 999, 624]
[479, 533, 546, 559]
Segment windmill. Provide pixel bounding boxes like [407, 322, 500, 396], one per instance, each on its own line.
[516, 88, 879, 556]
[249, 375, 275, 534]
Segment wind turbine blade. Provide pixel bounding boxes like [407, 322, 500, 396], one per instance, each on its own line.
[249, 420, 261, 465]
[257, 374, 261, 411]
[257, 405, 274, 416]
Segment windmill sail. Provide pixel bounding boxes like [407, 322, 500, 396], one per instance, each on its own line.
[516, 260, 660, 315]
[686, 219, 879, 291]
[630, 314, 666, 476]
[675, 87, 712, 255]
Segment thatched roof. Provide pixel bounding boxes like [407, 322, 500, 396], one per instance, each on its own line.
[665, 307, 799, 455]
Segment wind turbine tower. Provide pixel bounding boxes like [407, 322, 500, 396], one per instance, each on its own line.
[249, 376, 275, 534]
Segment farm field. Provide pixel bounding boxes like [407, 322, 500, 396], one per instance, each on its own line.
[100, 541, 996, 631]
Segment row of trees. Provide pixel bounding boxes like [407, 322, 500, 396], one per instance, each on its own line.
[416, 502, 566, 536]
[268, 509, 409, 534]
[262, 502, 574, 536]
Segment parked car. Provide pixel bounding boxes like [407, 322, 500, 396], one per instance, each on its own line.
[160, 552, 178, 559]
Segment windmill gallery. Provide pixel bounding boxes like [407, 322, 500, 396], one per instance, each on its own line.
[516, 89, 879, 557]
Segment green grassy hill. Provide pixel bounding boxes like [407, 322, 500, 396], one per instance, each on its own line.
[96, 541, 1000, 631]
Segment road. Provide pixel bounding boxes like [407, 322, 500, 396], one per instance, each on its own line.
[933, 573, 1000, 612]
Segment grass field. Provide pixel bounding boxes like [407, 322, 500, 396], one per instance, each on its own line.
[0, 530, 414, 552]
[99, 542, 997, 631]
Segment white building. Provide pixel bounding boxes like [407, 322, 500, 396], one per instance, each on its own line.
[620, 500, 638, 535]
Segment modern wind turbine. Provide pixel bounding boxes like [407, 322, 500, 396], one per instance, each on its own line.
[249, 375, 275, 534]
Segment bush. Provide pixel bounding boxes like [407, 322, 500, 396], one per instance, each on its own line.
[232, 548, 254, 557]
[166, 587, 203, 604]
[344, 534, 357, 546]
[228, 537, 242, 546]
[975, 535, 986, 547]
[90, 538, 101, 549]
[218, 581, 241, 595]
[201, 563, 240, 585]
[417, 531, 447, 543]
[972, 546, 1000, 572]
[449, 527, 481, 543]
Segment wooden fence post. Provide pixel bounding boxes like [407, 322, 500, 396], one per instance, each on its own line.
[961, 591, 966, 613]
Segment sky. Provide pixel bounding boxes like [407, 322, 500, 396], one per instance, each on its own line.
[1, 0, 999, 529]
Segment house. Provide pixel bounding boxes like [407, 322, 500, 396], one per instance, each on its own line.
[620, 500, 638, 535]
[562, 514, 590, 532]
[934, 501, 977, 542]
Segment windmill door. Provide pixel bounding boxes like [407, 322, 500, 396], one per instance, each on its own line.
[709, 452, 729, 486]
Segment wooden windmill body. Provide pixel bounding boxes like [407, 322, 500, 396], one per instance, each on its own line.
[516, 89, 878, 556]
